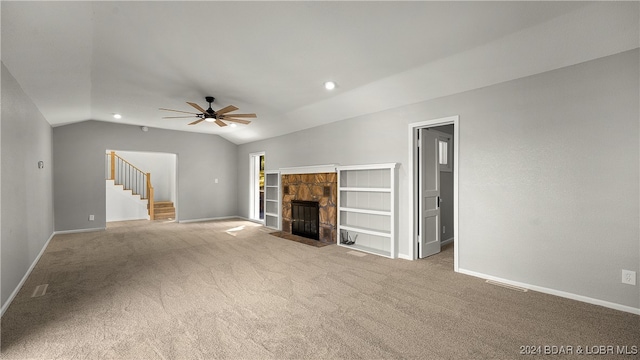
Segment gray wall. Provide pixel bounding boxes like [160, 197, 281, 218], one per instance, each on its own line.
[1, 63, 55, 308]
[431, 125, 454, 242]
[439, 171, 453, 242]
[53, 121, 237, 231]
[237, 50, 640, 309]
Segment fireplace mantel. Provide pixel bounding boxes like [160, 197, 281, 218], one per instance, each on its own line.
[278, 164, 338, 175]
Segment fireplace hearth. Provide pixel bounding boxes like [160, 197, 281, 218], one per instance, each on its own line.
[291, 200, 319, 240]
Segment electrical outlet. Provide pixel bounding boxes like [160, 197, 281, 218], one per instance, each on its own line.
[622, 270, 636, 285]
[442, 225, 446, 234]
[89, 215, 95, 221]
[215, 178, 219, 184]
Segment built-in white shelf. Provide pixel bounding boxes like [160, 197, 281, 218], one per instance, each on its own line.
[337, 163, 398, 258]
[339, 207, 391, 216]
[344, 244, 390, 257]
[340, 225, 391, 237]
[264, 171, 281, 230]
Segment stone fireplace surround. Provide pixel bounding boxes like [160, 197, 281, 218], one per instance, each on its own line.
[281, 172, 337, 244]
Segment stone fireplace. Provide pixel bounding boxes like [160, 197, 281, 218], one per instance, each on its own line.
[281, 173, 337, 243]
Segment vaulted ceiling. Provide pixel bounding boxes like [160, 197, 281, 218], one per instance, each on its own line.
[2, 2, 637, 144]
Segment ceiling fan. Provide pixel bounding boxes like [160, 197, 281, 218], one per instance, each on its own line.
[160, 96, 256, 127]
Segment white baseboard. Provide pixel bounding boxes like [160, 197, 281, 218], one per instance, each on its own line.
[441, 237, 454, 246]
[179, 216, 245, 224]
[1, 231, 55, 317]
[398, 253, 413, 260]
[458, 268, 640, 315]
[54, 227, 105, 235]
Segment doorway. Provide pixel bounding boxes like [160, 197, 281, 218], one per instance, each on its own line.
[105, 150, 177, 223]
[408, 116, 459, 270]
[249, 152, 265, 222]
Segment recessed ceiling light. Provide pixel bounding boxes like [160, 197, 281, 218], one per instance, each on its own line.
[324, 81, 336, 90]
[113, 114, 122, 119]
[230, 123, 237, 128]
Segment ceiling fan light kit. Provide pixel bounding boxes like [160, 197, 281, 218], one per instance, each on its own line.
[160, 96, 256, 128]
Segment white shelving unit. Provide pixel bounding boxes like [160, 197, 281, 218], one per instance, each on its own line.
[264, 171, 281, 230]
[337, 163, 398, 258]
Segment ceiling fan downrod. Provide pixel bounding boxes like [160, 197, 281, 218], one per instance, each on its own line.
[204, 96, 216, 118]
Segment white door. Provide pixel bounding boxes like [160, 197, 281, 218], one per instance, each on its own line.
[419, 129, 441, 258]
[249, 152, 265, 221]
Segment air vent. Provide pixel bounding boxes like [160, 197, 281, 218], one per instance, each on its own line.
[31, 284, 49, 297]
[486, 280, 528, 292]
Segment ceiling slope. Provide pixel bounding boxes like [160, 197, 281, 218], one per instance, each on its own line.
[2, 2, 637, 144]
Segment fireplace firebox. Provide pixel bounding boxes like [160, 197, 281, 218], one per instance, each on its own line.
[291, 200, 319, 240]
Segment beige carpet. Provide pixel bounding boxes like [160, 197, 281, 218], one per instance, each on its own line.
[1, 219, 638, 359]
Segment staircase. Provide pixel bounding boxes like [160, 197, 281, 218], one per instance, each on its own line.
[153, 201, 176, 221]
[106, 179, 150, 221]
[106, 151, 175, 221]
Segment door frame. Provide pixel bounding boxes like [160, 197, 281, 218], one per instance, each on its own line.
[408, 116, 459, 270]
[105, 149, 178, 223]
[249, 151, 265, 222]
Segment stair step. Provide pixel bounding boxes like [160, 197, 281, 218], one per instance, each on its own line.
[154, 201, 174, 208]
[151, 200, 175, 220]
[154, 211, 175, 219]
[113, 183, 142, 195]
[154, 208, 175, 214]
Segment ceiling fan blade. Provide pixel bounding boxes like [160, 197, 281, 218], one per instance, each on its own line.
[187, 102, 207, 113]
[214, 119, 228, 127]
[163, 116, 200, 118]
[219, 113, 257, 118]
[215, 105, 239, 115]
[159, 108, 199, 115]
[188, 119, 206, 125]
[222, 118, 251, 125]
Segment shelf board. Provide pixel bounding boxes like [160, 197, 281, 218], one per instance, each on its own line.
[338, 243, 392, 258]
[265, 198, 278, 202]
[337, 163, 398, 171]
[340, 187, 391, 193]
[339, 225, 390, 237]
[339, 207, 390, 216]
[265, 212, 279, 217]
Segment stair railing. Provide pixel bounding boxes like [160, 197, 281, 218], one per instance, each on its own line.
[106, 151, 155, 219]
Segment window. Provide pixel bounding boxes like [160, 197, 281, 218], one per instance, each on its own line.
[439, 140, 448, 165]
[438, 137, 451, 172]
